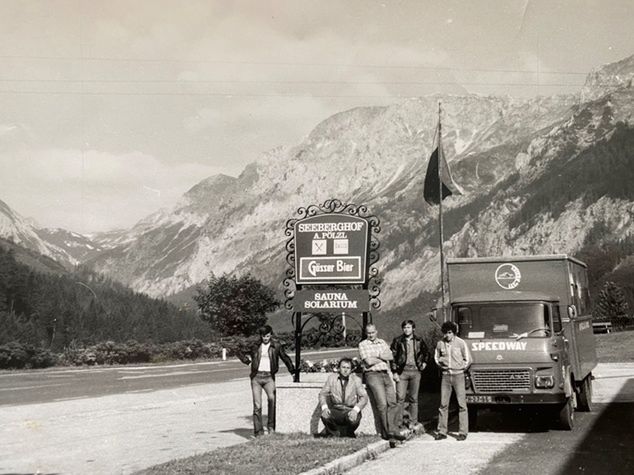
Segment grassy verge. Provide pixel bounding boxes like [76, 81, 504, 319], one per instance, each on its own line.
[595, 329, 634, 363]
[135, 433, 381, 475]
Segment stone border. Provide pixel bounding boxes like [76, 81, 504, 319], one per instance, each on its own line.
[299, 439, 390, 475]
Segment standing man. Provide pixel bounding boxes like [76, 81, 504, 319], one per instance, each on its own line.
[318, 358, 369, 437]
[390, 319, 430, 431]
[434, 321, 472, 441]
[239, 325, 295, 437]
[358, 323, 406, 441]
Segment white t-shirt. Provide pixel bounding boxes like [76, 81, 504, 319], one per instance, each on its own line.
[258, 342, 271, 372]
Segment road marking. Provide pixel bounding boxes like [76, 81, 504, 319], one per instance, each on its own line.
[52, 396, 91, 402]
[118, 370, 216, 380]
[0, 384, 64, 392]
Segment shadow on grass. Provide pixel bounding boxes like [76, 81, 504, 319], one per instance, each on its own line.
[218, 427, 253, 439]
[217, 414, 257, 440]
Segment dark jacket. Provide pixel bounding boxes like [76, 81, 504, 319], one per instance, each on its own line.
[390, 334, 430, 374]
[240, 340, 295, 379]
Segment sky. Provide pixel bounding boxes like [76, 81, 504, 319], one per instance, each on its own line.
[0, 0, 633, 233]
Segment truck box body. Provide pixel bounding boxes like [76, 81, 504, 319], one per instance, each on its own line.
[447, 255, 589, 310]
[445, 255, 597, 428]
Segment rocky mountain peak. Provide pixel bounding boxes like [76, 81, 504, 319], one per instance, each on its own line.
[183, 174, 238, 202]
[581, 54, 634, 102]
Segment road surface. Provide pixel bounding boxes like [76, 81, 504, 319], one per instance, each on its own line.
[0, 360, 632, 474]
[0, 348, 351, 474]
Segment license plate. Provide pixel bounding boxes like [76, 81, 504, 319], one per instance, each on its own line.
[466, 395, 492, 403]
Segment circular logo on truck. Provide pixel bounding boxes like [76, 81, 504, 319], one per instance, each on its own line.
[495, 263, 521, 290]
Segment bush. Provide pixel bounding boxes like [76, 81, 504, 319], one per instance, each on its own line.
[158, 339, 223, 361]
[57, 339, 227, 366]
[0, 342, 57, 369]
[221, 335, 260, 361]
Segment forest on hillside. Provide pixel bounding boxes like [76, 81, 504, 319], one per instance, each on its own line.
[0, 245, 213, 352]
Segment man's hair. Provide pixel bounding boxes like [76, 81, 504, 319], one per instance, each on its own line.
[401, 319, 416, 329]
[338, 357, 353, 367]
[441, 321, 458, 334]
[365, 323, 377, 331]
[258, 324, 273, 336]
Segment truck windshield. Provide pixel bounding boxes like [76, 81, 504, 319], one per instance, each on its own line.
[454, 303, 550, 339]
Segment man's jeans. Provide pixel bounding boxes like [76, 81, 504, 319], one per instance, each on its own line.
[437, 372, 468, 435]
[321, 406, 362, 437]
[396, 369, 421, 426]
[365, 371, 399, 439]
[251, 371, 276, 436]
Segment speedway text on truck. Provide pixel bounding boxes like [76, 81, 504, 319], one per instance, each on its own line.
[446, 255, 597, 430]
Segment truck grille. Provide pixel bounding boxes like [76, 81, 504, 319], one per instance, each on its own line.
[472, 369, 532, 393]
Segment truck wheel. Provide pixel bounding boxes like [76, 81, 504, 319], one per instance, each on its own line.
[557, 394, 575, 430]
[577, 375, 593, 412]
[468, 406, 478, 432]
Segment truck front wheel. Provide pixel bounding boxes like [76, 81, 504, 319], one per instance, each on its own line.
[576, 374, 593, 412]
[556, 393, 576, 430]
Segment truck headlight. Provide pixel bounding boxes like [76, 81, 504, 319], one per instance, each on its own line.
[535, 375, 555, 389]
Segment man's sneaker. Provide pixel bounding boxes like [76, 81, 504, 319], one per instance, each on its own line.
[434, 432, 447, 440]
[456, 434, 468, 441]
[411, 422, 425, 433]
[389, 431, 407, 441]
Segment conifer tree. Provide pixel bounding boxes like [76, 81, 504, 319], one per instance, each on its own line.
[594, 281, 631, 328]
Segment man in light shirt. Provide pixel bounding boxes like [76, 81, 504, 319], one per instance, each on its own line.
[318, 358, 368, 437]
[358, 323, 406, 441]
[434, 321, 472, 441]
[239, 325, 295, 436]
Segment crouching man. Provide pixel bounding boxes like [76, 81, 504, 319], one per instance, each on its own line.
[318, 358, 368, 437]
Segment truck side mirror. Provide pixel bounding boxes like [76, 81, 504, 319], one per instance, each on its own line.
[565, 305, 577, 321]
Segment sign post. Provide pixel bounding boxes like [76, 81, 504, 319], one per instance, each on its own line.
[284, 199, 381, 382]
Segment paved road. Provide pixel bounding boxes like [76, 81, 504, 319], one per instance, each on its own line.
[0, 348, 352, 474]
[1, 361, 631, 475]
[347, 362, 634, 475]
[0, 348, 352, 407]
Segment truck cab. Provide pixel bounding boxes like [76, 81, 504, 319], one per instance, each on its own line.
[446, 255, 597, 430]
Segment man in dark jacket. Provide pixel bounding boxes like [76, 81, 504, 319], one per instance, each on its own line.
[239, 325, 295, 436]
[390, 319, 430, 430]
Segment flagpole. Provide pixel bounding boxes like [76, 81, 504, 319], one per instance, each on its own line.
[437, 102, 446, 322]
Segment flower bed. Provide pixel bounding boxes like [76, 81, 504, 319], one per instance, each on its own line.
[300, 357, 363, 374]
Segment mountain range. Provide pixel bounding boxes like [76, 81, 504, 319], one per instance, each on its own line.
[2, 54, 633, 317]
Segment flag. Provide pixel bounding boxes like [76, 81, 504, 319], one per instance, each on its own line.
[423, 147, 463, 205]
